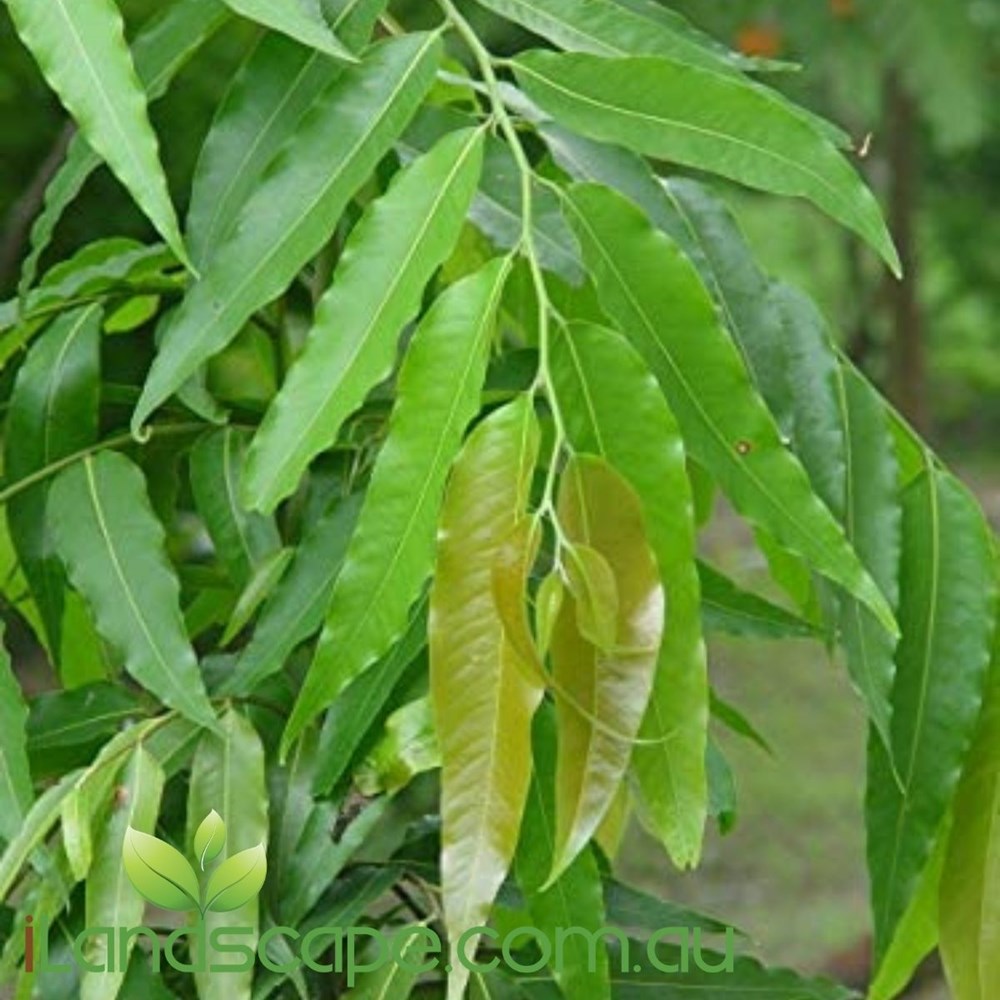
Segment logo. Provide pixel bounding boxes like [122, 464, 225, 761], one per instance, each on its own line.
[122, 809, 266, 915]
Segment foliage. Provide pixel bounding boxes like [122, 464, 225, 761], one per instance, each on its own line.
[0, 1, 997, 999]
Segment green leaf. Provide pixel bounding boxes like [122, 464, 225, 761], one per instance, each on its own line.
[4, 0, 190, 265]
[517, 704, 611, 1000]
[867, 467, 998, 969]
[278, 254, 507, 751]
[342, 925, 429, 999]
[221, 548, 294, 646]
[16, 0, 228, 301]
[27, 684, 143, 759]
[122, 826, 200, 912]
[356, 697, 440, 795]
[190, 428, 282, 589]
[562, 183, 897, 637]
[429, 396, 543, 1000]
[0, 625, 32, 844]
[697, 561, 820, 640]
[82, 746, 165, 1000]
[49, 452, 216, 728]
[603, 878, 736, 938]
[549, 455, 663, 882]
[563, 544, 619, 651]
[514, 52, 899, 273]
[5, 305, 101, 655]
[940, 630, 1000, 1000]
[244, 126, 486, 514]
[194, 810, 226, 870]
[550, 320, 707, 868]
[225, 495, 363, 696]
[219, 0, 356, 61]
[132, 31, 443, 432]
[187, 708, 268, 996]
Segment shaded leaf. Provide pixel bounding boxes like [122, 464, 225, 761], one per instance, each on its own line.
[221, 548, 294, 646]
[0, 625, 32, 844]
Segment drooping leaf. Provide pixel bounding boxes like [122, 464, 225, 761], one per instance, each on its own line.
[514, 52, 899, 272]
[430, 396, 543, 1000]
[563, 183, 897, 636]
[867, 467, 998, 969]
[219, 0, 356, 60]
[122, 827, 200, 912]
[4, 0, 190, 265]
[516, 704, 611, 1000]
[0, 625, 32, 844]
[49, 452, 216, 728]
[550, 321, 707, 867]
[244, 126, 486, 514]
[279, 254, 507, 751]
[225, 495, 363, 696]
[697, 561, 820, 640]
[940, 628, 1000, 1000]
[16, 0, 228, 301]
[5, 305, 101, 655]
[190, 428, 282, 588]
[81, 746, 165, 1000]
[132, 32, 443, 432]
[549, 455, 663, 882]
[187, 708, 267, 997]
[194, 810, 227, 870]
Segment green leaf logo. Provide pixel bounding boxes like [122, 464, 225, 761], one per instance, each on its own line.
[203, 844, 268, 913]
[193, 809, 226, 870]
[122, 827, 201, 912]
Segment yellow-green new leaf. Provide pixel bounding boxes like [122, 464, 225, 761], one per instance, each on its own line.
[82, 746, 165, 1000]
[563, 184, 897, 637]
[430, 396, 544, 1000]
[220, 0, 356, 61]
[245, 127, 486, 513]
[280, 256, 508, 752]
[49, 452, 216, 729]
[515, 52, 899, 273]
[132, 32, 442, 432]
[549, 455, 663, 883]
[5, 0, 189, 266]
[940, 628, 1000, 1000]
[551, 322, 708, 867]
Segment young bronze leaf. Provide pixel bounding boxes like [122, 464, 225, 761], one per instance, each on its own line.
[280, 256, 508, 753]
[563, 184, 898, 638]
[132, 32, 442, 431]
[245, 127, 486, 513]
[515, 51, 899, 272]
[430, 395, 543, 1000]
[550, 454, 664, 882]
[867, 467, 998, 973]
[49, 453, 217, 729]
[551, 321, 708, 868]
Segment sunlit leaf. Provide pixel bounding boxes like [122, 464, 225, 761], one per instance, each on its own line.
[219, 0, 356, 60]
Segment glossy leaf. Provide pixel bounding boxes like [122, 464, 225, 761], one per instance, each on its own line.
[940, 630, 1000, 1000]
[516, 704, 611, 1000]
[550, 321, 707, 867]
[226, 495, 363, 696]
[279, 255, 506, 750]
[0, 625, 32, 844]
[219, 0, 356, 60]
[16, 0, 228, 301]
[550, 455, 663, 882]
[867, 467, 998, 968]
[122, 827, 200, 912]
[244, 126, 486, 514]
[49, 452, 216, 728]
[5, 305, 101, 655]
[82, 746, 165, 1000]
[514, 52, 899, 272]
[563, 183, 897, 636]
[194, 809, 226, 870]
[5, 0, 189, 265]
[132, 32, 443, 431]
[430, 396, 543, 1000]
[190, 428, 281, 588]
[187, 708, 267, 996]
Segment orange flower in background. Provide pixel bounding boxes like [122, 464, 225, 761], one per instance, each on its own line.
[736, 23, 783, 59]
[830, 0, 856, 18]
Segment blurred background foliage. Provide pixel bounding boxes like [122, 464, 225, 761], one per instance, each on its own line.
[1, 2, 997, 994]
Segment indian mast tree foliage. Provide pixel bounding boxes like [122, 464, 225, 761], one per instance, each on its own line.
[0, 0, 997, 998]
